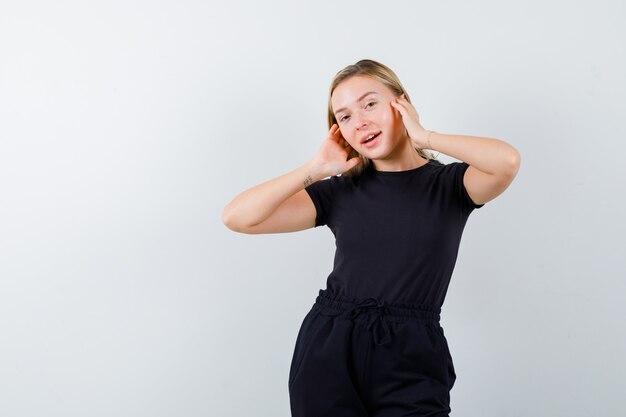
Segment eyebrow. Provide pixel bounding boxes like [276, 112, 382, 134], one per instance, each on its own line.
[333, 91, 379, 116]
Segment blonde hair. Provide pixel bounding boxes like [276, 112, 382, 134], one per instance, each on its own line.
[327, 59, 439, 177]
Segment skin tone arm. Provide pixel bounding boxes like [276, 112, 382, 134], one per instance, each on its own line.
[221, 124, 363, 231]
[221, 161, 325, 230]
[427, 131, 519, 176]
[391, 95, 521, 204]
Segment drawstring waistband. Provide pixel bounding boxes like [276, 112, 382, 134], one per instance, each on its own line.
[314, 289, 441, 346]
[347, 298, 392, 345]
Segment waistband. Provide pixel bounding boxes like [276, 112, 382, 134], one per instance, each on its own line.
[314, 289, 441, 346]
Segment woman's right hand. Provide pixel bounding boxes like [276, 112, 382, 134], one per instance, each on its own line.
[310, 124, 363, 177]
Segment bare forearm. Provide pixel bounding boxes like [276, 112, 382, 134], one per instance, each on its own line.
[429, 132, 520, 176]
[221, 160, 325, 230]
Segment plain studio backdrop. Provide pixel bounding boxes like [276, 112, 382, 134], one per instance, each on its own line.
[1, 0, 624, 416]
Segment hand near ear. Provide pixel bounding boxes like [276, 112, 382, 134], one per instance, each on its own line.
[390, 95, 432, 149]
[310, 124, 363, 177]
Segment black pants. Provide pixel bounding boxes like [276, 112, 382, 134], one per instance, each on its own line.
[288, 289, 456, 417]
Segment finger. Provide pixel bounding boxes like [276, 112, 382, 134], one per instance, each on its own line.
[328, 124, 340, 141]
[332, 128, 344, 143]
[347, 156, 363, 169]
[391, 100, 404, 112]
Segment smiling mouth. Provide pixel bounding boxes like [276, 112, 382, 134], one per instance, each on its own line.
[363, 132, 381, 143]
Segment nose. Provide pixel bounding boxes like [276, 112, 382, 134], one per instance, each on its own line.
[353, 111, 369, 130]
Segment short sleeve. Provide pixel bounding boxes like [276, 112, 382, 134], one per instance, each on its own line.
[447, 161, 485, 211]
[304, 176, 335, 227]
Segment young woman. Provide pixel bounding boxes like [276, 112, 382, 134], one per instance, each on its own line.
[222, 59, 520, 417]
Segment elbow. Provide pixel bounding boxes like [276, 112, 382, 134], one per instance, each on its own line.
[221, 205, 239, 232]
[504, 147, 521, 178]
[221, 205, 250, 234]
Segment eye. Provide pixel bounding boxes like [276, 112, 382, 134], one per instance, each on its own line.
[339, 102, 376, 123]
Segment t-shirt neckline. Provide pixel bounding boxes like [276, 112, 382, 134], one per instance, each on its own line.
[369, 159, 432, 175]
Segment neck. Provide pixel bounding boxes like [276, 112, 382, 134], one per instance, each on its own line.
[371, 139, 428, 172]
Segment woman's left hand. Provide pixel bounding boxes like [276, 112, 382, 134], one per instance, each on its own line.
[390, 95, 432, 149]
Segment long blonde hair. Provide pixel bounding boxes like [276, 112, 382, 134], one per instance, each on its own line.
[327, 59, 439, 177]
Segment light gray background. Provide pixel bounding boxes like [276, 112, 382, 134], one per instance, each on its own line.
[1, 1, 624, 416]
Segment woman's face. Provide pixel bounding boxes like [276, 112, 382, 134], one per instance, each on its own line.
[331, 75, 407, 160]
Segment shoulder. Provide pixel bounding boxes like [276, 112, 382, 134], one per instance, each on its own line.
[429, 158, 458, 170]
[304, 172, 353, 198]
[428, 159, 468, 177]
[430, 159, 485, 210]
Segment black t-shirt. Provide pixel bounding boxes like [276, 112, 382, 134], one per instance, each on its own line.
[304, 159, 484, 309]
